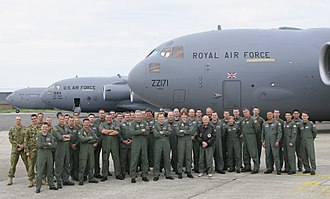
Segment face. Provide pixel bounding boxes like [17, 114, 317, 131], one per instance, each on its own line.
[106, 115, 112, 123]
[285, 113, 292, 121]
[73, 112, 79, 117]
[189, 109, 195, 118]
[181, 114, 187, 122]
[293, 111, 300, 119]
[211, 113, 218, 122]
[58, 116, 65, 125]
[223, 111, 230, 119]
[64, 116, 69, 123]
[228, 117, 234, 125]
[110, 111, 116, 119]
[206, 108, 213, 117]
[46, 117, 52, 126]
[154, 112, 159, 120]
[167, 112, 174, 121]
[68, 118, 74, 126]
[243, 109, 250, 118]
[146, 111, 152, 119]
[38, 114, 43, 121]
[31, 116, 37, 125]
[202, 116, 209, 126]
[233, 109, 240, 117]
[173, 109, 180, 117]
[135, 112, 142, 122]
[117, 114, 123, 122]
[74, 118, 80, 126]
[88, 115, 95, 123]
[253, 108, 260, 116]
[274, 110, 280, 118]
[41, 124, 48, 133]
[267, 112, 273, 120]
[83, 120, 90, 129]
[196, 110, 202, 117]
[99, 110, 105, 119]
[15, 116, 21, 125]
[302, 113, 309, 122]
[130, 112, 135, 120]
[124, 113, 131, 122]
[158, 114, 165, 123]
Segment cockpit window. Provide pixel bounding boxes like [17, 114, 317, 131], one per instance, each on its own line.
[54, 85, 61, 90]
[160, 47, 171, 58]
[159, 46, 184, 59]
[171, 46, 184, 58]
[146, 49, 160, 58]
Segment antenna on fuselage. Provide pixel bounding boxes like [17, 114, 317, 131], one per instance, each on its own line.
[217, 25, 222, 30]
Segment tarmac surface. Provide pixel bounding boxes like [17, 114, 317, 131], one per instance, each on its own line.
[0, 112, 330, 198]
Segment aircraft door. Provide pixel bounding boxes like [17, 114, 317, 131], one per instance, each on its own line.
[173, 89, 186, 103]
[73, 98, 82, 113]
[222, 80, 241, 109]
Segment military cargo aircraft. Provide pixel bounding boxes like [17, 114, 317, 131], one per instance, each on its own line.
[128, 27, 330, 120]
[6, 87, 53, 112]
[40, 76, 158, 113]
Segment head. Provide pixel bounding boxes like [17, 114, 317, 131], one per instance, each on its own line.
[293, 109, 300, 120]
[223, 110, 230, 119]
[285, 112, 292, 121]
[46, 116, 52, 126]
[64, 114, 70, 124]
[266, 112, 274, 121]
[211, 112, 218, 122]
[242, 108, 250, 118]
[117, 113, 123, 122]
[98, 109, 106, 120]
[30, 114, 37, 125]
[68, 116, 74, 127]
[41, 122, 48, 135]
[233, 108, 240, 117]
[58, 114, 65, 125]
[158, 112, 165, 123]
[73, 112, 80, 118]
[167, 111, 174, 121]
[145, 109, 153, 120]
[206, 107, 213, 118]
[202, 115, 210, 127]
[180, 108, 188, 115]
[74, 117, 80, 126]
[188, 109, 195, 118]
[173, 108, 180, 118]
[135, 110, 142, 122]
[88, 113, 95, 123]
[302, 111, 309, 122]
[253, 107, 260, 117]
[15, 116, 22, 126]
[181, 112, 187, 122]
[105, 114, 112, 124]
[154, 112, 159, 121]
[130, 111, 135, 120]
[274, 109, 280, 119]
[124, 112, 131, 122]
[228, 116, 235, 125]
[109, 111, 116, 119]
[196, 109, 202, 118]
[83, 118, 90, 129]
[56, 112, 62, 119]
[37, 113, 44, 122]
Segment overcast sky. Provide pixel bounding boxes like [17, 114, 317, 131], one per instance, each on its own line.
[0, 0, 329, 90]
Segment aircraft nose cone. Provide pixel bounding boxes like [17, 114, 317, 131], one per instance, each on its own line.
[128, 62, 146, 97]
[40, 89, 52, 104]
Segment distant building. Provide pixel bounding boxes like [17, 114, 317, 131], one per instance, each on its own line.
[0, 92, 13, 109]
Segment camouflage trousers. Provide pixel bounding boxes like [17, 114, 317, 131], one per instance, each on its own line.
[8, 150, 28, 178]
[27, 151, 37, 181]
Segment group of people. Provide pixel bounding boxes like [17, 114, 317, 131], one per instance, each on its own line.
[7, 107, 317, 193]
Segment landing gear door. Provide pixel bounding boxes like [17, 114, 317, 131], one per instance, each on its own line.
[222, 80, 241, 109]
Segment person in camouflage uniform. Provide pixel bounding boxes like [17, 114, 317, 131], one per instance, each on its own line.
[7, 116, 28, 185]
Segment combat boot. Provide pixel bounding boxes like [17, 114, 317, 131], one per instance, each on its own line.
[7, 177, 13, 185]
[28, 180, 33, 188]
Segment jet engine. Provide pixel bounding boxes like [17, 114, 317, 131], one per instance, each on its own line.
[319, 42, 330, 85]
[103, 83, 130, 101]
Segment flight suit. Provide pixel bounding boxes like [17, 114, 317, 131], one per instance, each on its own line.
[262, 120, 282, 172]
[298, 121, 317, 172]
[294, 118, 303, 171]
[92, 118, 104, 177]
[8, 125, 28, 178]
[224, 123, 241, 171]
[35, 133, 56, 190]
[153, 121, 172, 177]
[192, 118, 202, 173]
[129, 120, 150, 179]
[168, 120, 179, 173]
[146, 119, 155, 168]
[254, 116, 265, 164]
[99, 121, 122, 177]
[53, 124, 71, 185]
[275, 118, 285, 170]
[211, 120, 224, 172]
[234, 116, 243, 169]
[78, 128, 98, 183]
[24, 125, 40, 182]
[283, 120, 297, 173]
[197, 124, 216, 174]
[241, 116, 260, 172]
[67, 125, 79, 180]
[119, 120, 132, 176]
[176, 120, 194, 175]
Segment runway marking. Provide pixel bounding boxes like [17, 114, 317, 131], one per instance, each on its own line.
[296, 179, 330, 197]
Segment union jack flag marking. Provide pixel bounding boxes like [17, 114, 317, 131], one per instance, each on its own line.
[227, 72, 237, 78]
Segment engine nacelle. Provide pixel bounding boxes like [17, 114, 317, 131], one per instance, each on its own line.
[103, 84, 130, 101]
[319, 42, 330, 85]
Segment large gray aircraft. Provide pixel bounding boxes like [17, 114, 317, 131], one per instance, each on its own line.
[6, 87, 53, 112]
[128, 27, 330, 120]
[40, 76, 158, 113]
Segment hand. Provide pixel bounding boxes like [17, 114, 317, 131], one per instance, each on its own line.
[26, 152, 30, 157]
[17, 147, 22, 152]
[262, 142, 266, 148]
[202, 141, 208, 148]
[127, 139, 132, 144]
[93, 143, 97, 148]
[122, 140, 128, 145]
[191, 136, 195, 141]
[289, 143, 294, 147]
[71, 144, 77, 150]
[274, 141, 279, 148]
[141, 129, 146, 133]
